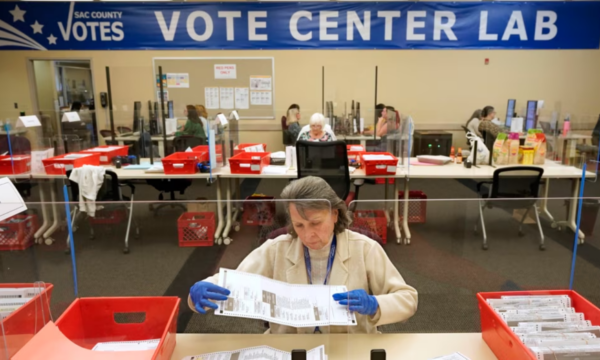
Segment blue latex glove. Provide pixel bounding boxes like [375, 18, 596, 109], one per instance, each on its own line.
[190, 281, 230, 314]
[333, 289, 379, 316]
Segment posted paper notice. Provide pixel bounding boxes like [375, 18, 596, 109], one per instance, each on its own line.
[216, 268, 356, 328]
[205, 87, 220, 109]
[250, 91, 272, 106]
[250, 76, 272, 90]
[219, 87, 234, 109]
[235, 88, 249, 109]
[214, 64, 237, 79]
[167, 73, 190, 88]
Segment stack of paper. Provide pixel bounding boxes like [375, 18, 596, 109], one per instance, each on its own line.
[429, 353, 471, 360]
[488, 294, 600, 359]
[216, 268, 356, 328]
[242, 145, 265, 153]
[182, 345, 326, 360]
[362, 154, 394, 161]
[92, 339, 160, 352]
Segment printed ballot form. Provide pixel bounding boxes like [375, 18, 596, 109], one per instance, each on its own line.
[216, 269, 356, 328]
[182, 345, 327, 360]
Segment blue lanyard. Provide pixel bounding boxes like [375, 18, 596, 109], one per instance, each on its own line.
[303, 235, 337, 334]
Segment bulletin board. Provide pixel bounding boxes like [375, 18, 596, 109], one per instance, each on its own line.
[152, 57, 275, 120]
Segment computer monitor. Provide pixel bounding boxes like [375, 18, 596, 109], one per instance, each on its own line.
[168, 100, 174, 119]
[132, 101, 142, 132]
[525, 100, 538, 131]
[505, 99, 516, 127]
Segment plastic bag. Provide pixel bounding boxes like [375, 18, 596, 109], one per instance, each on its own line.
[466, 132, 490, 164]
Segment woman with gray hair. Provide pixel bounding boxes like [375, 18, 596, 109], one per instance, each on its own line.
[189, 176, 418, 334]
[298, 113, 336, 142]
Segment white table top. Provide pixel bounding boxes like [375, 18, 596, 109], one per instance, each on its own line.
[114, 134, 175, 141]
[171, 333, 497, 360]
[338, 135, 381, 141]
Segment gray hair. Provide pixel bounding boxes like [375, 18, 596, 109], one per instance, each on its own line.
[280, 176, 352, 237]
[309, 113, 326, 128]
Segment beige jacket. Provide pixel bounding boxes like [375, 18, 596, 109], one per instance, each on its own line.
[188, 229, 418, 333]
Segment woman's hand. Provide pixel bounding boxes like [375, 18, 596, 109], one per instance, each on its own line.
[190, 281, 230, 314]
[333, 289, 379, 316]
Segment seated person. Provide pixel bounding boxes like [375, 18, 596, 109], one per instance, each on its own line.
[177, 105, 206, 139]
[286, 104, 302, 142]
[189, 176, 418, 333]
[376, 105, 395, 138]
[298, 113, 336, 142]
[466, 109, 483, 137]
[478, 106, 501, 139]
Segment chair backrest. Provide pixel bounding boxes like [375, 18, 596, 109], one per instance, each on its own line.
[481, 131, 496, 152]
[281, 116, 288, 131]
[461, 125, 470, 134]
[117, 126, 132, 134]
[66, 170, 121, 203]
[0, 135, 31, 155]
[100, 130, 115, 139]
[296, 140, 350, 201]
[491, 167, 544, 207]
[173, 136, 206, 152]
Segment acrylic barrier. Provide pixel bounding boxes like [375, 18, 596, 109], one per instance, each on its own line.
[2, 191, 600, 358]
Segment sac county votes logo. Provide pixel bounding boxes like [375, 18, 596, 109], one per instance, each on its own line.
[0, 3, 123, 50]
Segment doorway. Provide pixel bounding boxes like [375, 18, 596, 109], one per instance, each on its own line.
[30, 59, 98, 153]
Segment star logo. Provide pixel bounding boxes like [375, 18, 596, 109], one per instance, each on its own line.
[9, 5, 25, 23]
[31, 21, 43, 34]
[47, 34, 57, 45]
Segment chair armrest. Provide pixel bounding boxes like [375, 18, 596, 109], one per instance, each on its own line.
[119, 181, 136, 195]
[476, 181, 492, 193]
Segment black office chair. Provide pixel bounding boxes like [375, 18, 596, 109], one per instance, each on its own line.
[172, 135, 206, 154]
[295, 140, 358, 208]
[65, 170, 139, 254]
[475, 167, 545, 251]
[281, 116, 294, 146]
[461, 125, 470, 135]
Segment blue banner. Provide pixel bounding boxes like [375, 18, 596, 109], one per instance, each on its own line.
[1, 2, 599, 51]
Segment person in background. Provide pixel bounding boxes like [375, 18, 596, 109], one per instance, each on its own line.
[376, 106, 396, 138]
[477, 106, 501, 139]
[466, 109, 483, 137]
[177, 105, 206, 139]
[299, 113, 334, 142]
[70, 101, 82, 112]
[286, 104, 302, 142]
[188, 176, 418, 333]
[375, 104, 388, 138]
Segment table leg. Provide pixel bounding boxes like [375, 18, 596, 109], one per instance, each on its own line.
[384, 179, 391, 224]
[393, 178, 402, 244]
[231, 178, 240, 227]
[555, 178, 585, 244]
[402, 179, 411, 245]
[43, 180, 60, 241]
[539, 178, 555, 223]
[214, 176, 224, 243]
[222, 178, 233, 245]
[34, 182, 50, 243]
[158, 139, 165, 158]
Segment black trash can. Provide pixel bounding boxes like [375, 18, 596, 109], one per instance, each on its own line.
[566, 199, 600, 236]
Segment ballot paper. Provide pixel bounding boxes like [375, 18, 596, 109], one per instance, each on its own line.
[182, 345, 327, 360]
[243, 144, 265, 153]
[529, 344, 600, 360]
[501, 313, 585, 327]
[429, 353, 471, 360]
[92, 339, 160, 352]
[522, 333, 597, 346]
[511, 322, 593, 334]
[362, 154, 394, 161]
[262, 165, 288, 175]
[216, 269, 356, 328]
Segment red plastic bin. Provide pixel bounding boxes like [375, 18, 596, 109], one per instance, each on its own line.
[360, 152, 398, 176]
[0, 214, 39, 251]
[193, 144, 223, 163]
[89, 208, 127, 225]
[0, 283, 54, 359]
[42, 153, 100, 175]
[0, 155, 31, 175]
[353, 210, 387, 244]
[398, 191, 427, 223]
[162, 152, 204, 175]
[177, 212, 215, 247]
[242, 195, 275, 226]
[229, 152, 270, 174]
[14, 296, 180, 360]
[347, 145, 365, 164]
[83, 146, 129, 164]
[233, 143, 267, 156]
[478, 290, 600, 360]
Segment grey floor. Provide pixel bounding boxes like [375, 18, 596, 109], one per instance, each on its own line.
[3, 176, 600, 334]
